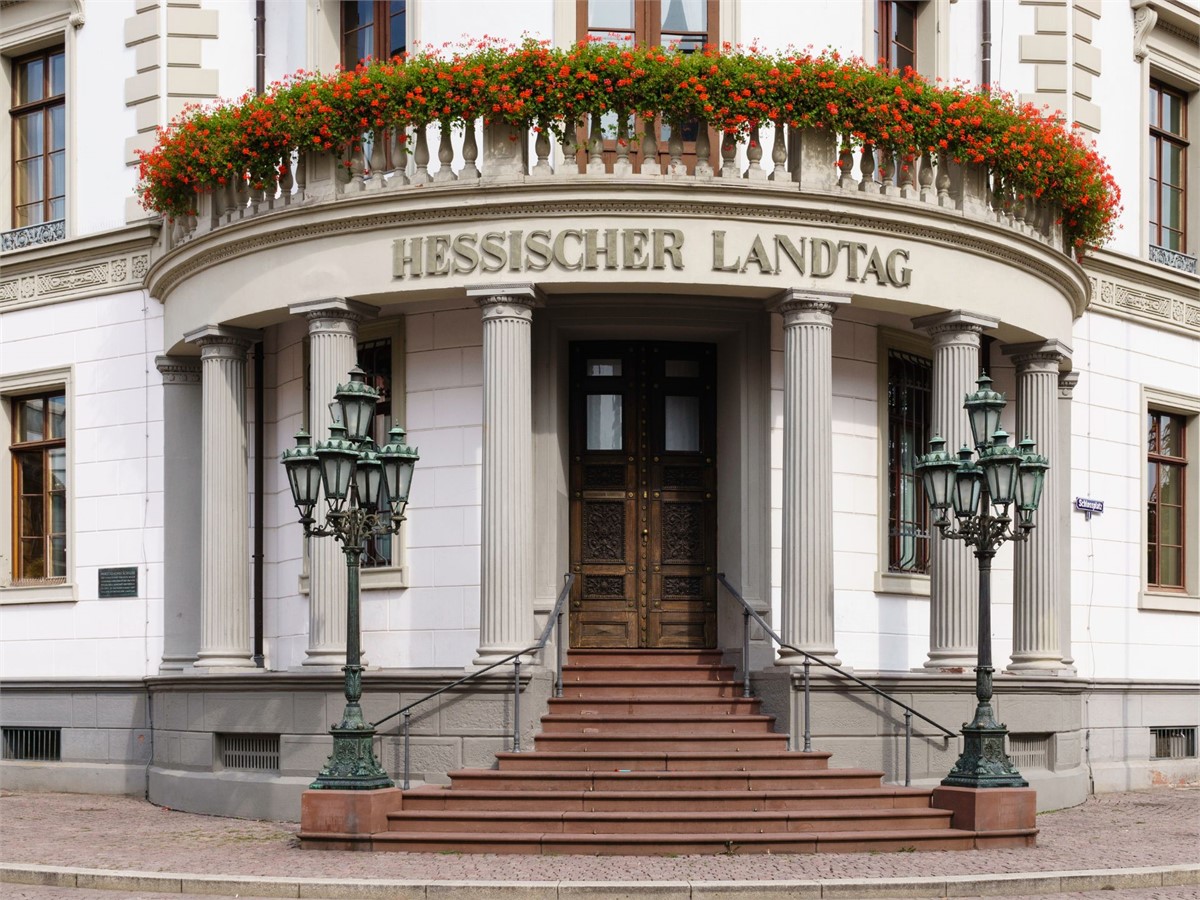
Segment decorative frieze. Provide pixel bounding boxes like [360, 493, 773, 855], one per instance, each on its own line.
[1089, 275, 1200, 333]
[0, 251, 153, 312]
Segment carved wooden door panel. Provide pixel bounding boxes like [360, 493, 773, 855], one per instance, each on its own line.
[569, 341, 717, 649]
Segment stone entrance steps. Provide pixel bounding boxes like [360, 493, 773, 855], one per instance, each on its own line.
[300, 649, 1034, 854]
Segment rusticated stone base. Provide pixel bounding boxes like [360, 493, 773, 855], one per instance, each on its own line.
[932, 785, 1038, 845]
[300, 787, 403, 849]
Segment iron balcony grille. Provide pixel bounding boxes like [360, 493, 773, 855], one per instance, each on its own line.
[1007, 733, 1051, 770]
[2, 726, 62, 761]
[1151, 726, 1197, 760]
[217, 733, 280, 772]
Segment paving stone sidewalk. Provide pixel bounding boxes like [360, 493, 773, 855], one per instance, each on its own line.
[0, 787, 1197, 893]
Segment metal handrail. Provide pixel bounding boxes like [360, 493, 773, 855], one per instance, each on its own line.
[373, 573, 575, 789]
[717, 573, 955, 786]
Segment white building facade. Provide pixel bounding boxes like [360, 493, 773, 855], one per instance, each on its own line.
[0, 0, 1197, 822]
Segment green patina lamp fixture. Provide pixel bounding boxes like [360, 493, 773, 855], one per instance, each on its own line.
[916, 373, 1050, 789]
[282, 366, 419, 790]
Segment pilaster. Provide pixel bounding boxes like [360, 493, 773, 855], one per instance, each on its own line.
[469, 283, 542, 666]
[185, 325, 261, 670]
[775, 289, 851, 666]
[1005, 341, 1072, 673]
[155, 355, 202, 672]
[1057, 370, 1080, 673]
[288, 298, 378, 668]
[912, 310, 999, 670]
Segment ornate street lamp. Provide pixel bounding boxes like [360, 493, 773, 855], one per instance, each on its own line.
[916, 373, 1049, 788]
[282, 366, 419, 790]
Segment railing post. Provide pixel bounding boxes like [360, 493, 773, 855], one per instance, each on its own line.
[402, 711, 411, 790]
[555, 608, 565, 699]
[904, 710, 913, 787]
[512, 657, 522, 753]
[742, 609, 751, 699]
[803, 658, 812, 753]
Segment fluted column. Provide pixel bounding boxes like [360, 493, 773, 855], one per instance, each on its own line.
[156, 356, 202, 672]
[288, 298, 378, 667]
[185, 325, 260, 669]
[1057, 370, 1079, 673]
[776, 290, 849, 666]
[913, 310, 999, 670]
[1005, 341, 1071, 672]
[469, 284, 541, 666]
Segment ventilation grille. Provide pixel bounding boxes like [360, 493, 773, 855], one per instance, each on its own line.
[2, 726, 62, 761]
[217, 733, 280, 771]
[1007, 733, 1051, 770]
[1151, 727, 1197, 760]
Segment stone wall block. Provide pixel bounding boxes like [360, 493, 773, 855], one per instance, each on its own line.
[0, 694, 73, 726]
[179, 733, 214, 769]
[96, 693, 147, 728]
[1142, 693, 1200, 724]
[439, 696, 512, 735]
[404, 738, 462, 784]
[62, 728, 111, 762]
[203, 693, 295, 732]
[187, 693, 206, 730]
[392, 694, 441, 735]
[72, 694, 98, 728]
[109, 728, 152, 763]
[158, 693, 189, 731]
[462, 736, 508, 768]
[1055, 731, 1082, 768]
[291, 694, 328, 734]
[279, 735, 333, 775]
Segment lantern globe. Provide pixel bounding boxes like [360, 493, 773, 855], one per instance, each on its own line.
[951, 445, 984, 519]
[980, 428, 1022, 510]
[916, 435, 958, 512]
[354, 449, 384, 512]
[378, 425, 420, 516]
[315, 423, 359, 511]
[281, 430, 321, 517]
[334, 366, 380, 444]
[963, 373, 1006, 450]
[1015, 436, 1050, 527]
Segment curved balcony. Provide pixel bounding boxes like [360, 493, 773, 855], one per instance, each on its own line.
[146, 120, 1088, 349]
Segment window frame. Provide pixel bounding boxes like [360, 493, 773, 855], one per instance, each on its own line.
[1, 367, 75, 605]
[574, 0, 720, 48]
[1149, 79, 1189, 255]
[1141, 387, 1200, 614]
[1147, 408, 1187, 591]
[876, 0, 917, 71]
[9, 44, 65, 230]
[340, 0, 406, 67]
[875, 329, 933, 597]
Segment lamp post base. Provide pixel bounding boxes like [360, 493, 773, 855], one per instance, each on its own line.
[942, 716, 1028, 789]
[310, 724, 394, 790]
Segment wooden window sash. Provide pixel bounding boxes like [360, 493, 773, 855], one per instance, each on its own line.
[10, 47, 66, 228]
[1149, 81, 1189, 253]
[341, 1, 406, 67]
[1147, 412, 1188, 591]
[11, 391, 67, 585]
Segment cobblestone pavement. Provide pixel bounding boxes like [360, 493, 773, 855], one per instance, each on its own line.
[2, 889, 1200, 900]
[2, 787, 1198, 884]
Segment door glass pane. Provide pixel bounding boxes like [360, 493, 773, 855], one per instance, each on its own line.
[588, 359, 622, 377]
[665, 359, 699, 378]
[587, 394, 623, 450]
[665, 395, 700, 452]
[18, 398, 45, 442]
[590, 0, 634, 29]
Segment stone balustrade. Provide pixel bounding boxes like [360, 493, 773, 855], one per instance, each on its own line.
[161, 119, 1066, 257]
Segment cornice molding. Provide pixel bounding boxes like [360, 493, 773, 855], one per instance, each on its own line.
[0, 222, 160, 313]
[146, 188, 1087, 313]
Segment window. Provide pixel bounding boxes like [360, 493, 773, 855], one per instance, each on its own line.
[876, 1, 916, 70]
[1149, 80, 1188, 254]
[10, 46, 65, 229]
[886, 349, 931, 575]
[341, 1, 406, 67]
[580, 0, 718, 48]
[10, 391, 67, 584]
[1148, 409, 1187, 590]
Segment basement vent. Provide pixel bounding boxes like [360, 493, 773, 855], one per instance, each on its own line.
[2, 726, 62, 761]
[217, 733, 280, 772]
[1151, 727, 1197, 760]
[1007, 733, 1051, 770]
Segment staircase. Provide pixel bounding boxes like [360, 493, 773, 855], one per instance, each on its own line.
[309, 650, 1038, 854]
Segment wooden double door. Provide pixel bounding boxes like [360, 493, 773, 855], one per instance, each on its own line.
[569, 341, 717, 649]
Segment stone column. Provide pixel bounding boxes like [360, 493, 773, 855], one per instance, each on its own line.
[288, 298, 378, 667]
[156, 356, 202, 672]
[775, 289, 850, 666]
[912, 310, 999, 670]
[469, 283, 541, 666]
[1057, 370, 1079, 673]
[185, 325, 261, 669]
[1004, 341, 1071, 673]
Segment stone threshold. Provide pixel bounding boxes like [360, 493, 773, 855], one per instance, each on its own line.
[2, 862, 1197, 899]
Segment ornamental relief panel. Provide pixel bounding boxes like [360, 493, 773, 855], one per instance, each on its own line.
[1088, 275, 1200, 334]
[662, 502, 704, 564]
[582, 501, 625, 563]
[0, 253, 151, 312]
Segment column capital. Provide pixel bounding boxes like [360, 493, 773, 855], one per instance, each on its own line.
[1058, 369, 1081, 399]
[467, 282, 544, 307]
[1002, 339, 1072, 371]
[288, 297, 380, 327]
[155, 355, 201, 384]
[184, 324, 261, 356]
[911, 309, 1000, 340]
[771, 289, 851, 325]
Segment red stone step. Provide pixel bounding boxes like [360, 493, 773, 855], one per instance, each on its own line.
[567, 649, 727, 666]
[558, 679, 744, 699]
[401, 786, 935, 813]
[533, 731, 787, 752]
[539, 713, 776, 735]
[494, 749, 831, 772]
[562, 664, 736, 683]
[361, 828, 985, 855]
[384, 807, 954, 835]
[445, 768, 888, 792]
[548, 696, 761, 715]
